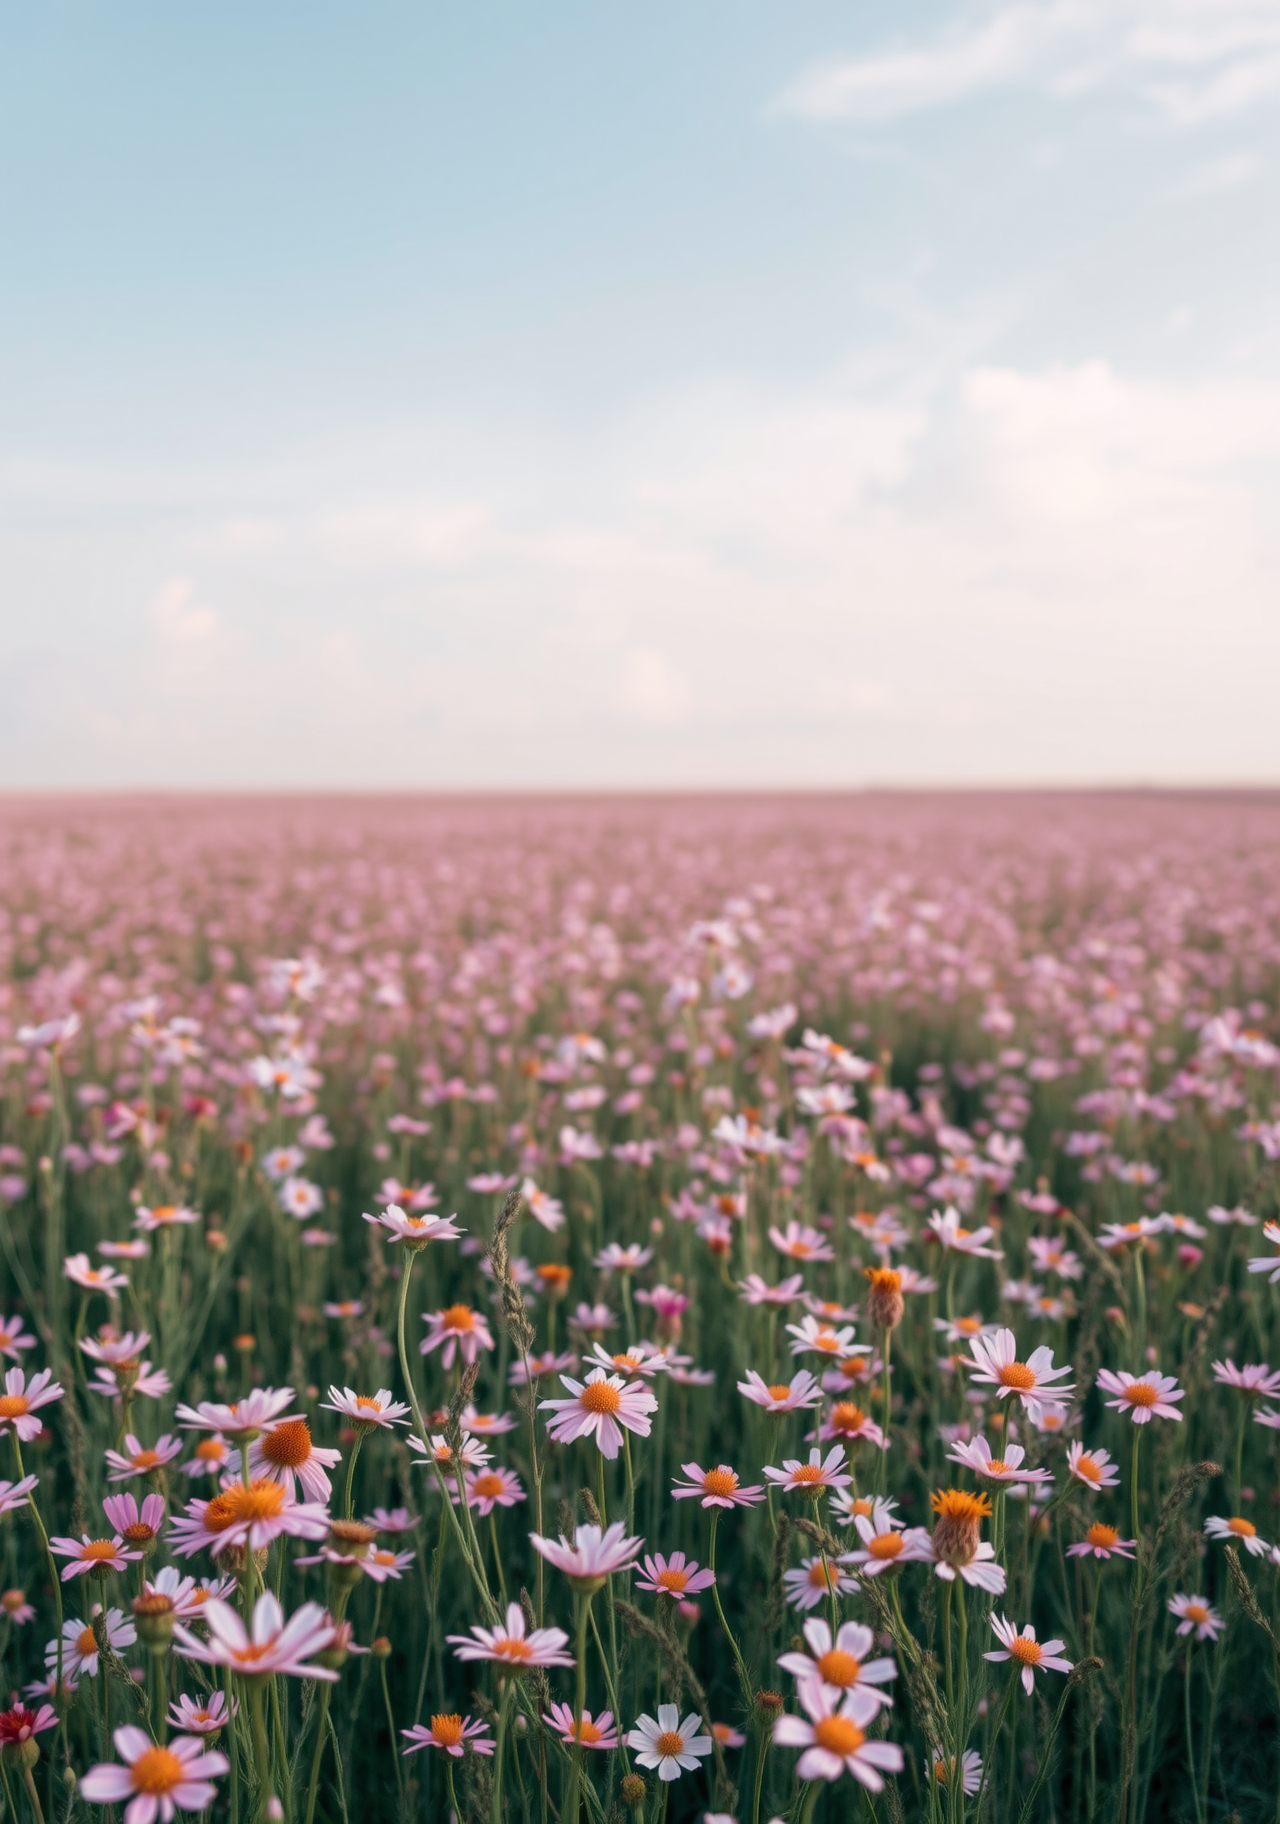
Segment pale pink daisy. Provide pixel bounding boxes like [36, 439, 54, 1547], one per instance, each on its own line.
[545, 1704, 618, 1750]
[738, 1369, 822, 1413]
[769, 1222, 835, 1264]
[420, 1304, 495, 1369]
[168, 1692, 235, 1736]
[539, 1368, 657, 1459]
[1211, 1359, 1280, 1397]
[967, 1330, 1074, 1410]
[627, 1704, 714, 1781]
[408, 1431, 492, 1472]
[49, 1532, 141, 1581]
[448, 1600, 574, 1668]
[78, 1726, 228, 1823]
[764, 1445, 852, 1496]
[64, 1253, 129, 1293]
[1096, 1368, 1184, 1424]
[1247, 1222, 1280, 1281]
[0, 1475, 38, 1516]
[102, 1492, 166, 1552]
[738, 1273, 805, 1307]
[174, 1592, 338, 1679]
[167, 1482, 331, 1560]
[143, 1566, 237, 1620]
[1, 1588, 34, 1625]
[1067, 1523, 1136, 1561]
[362, 1548, 416, 1583]
[321, 1387, 410, 1430]
[460, 1406, 518, 1436]
[51, 1607, 136, 1679]
[786, 1316, 868, 1362]
[402, 1715, 494, 1757]
[1205, 1514, 1271, 1556]
[133, 1204, 200, 1233]
[174, 1388, 295, 1436]
[815, 1403, 886, 1449]
[0, 1317, 35, 1361]
[594, 1242, 654, 1273]
[98, 1241, 150, 1261]
[104, 1434, 183, 1483]
[183, 1436, 234, 1478]
[462, 1467, 525, 1515]
[927, 1207, 1003, 1258]
[362, 1205, 465, 1249]
[0, 1366, 63, 1440]
[1169, 1594, 1223, 1641]
[847, 1503, 932, 1577]
[1067, 1442, 1122, 1492]
[670, 1463, 766, 1509]
[248, 1417, 341, 1503]
[531, 1521, 643, 1586]
[584, 1341, 670, 1380]
[946, 1435, 1051, 1487]
[984, 1615, 1072, 1693]
[635, 1552, 715, 1598]
[772, 1681, 904, 1790]
[778, 1619, 897, 1709]
[364, 1507, 419, 1534]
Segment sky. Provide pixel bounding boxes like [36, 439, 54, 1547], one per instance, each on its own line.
[2, 2, 1279, 789]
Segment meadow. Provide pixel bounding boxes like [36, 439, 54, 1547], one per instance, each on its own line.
[0, 790, 1278, 1824]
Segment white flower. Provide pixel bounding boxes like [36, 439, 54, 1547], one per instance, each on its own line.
[627, 1704, 714, 1781]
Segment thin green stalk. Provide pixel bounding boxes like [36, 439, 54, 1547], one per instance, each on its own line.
[1184, 1646, 1205, 1824]
[343, 1431, 365, 1519]
[380, 1654, 407, 1819]
[492, 1681, 517, 1824]
[707, 1511, 753, 1706]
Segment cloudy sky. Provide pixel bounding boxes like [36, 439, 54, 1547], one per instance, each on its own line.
[2, 3, 1278, 788]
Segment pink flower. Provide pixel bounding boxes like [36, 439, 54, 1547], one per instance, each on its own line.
[945, 1436, 1051, 1486]
[49, 1532, 142, 1581]
[1169, 1595, 1223, 1641]
[1095, 1368, 1184, 1424]
[531, 1522, 643, 1586]
[1211, 1359, 1280, 1397]
[420, 1304, 495, 1369]
[539, 1368, 657, 1460]
[102, 1492, 166, 1550]
[769, 1222, 835, 1263]
[174, 1388, 295, 1437]
[0, 1367, 64, 1440]
[168, 1692, 235, 1736]
[670, 1463, 765, 1509]
[1067, 1442, 1121, 1491]
[104, 1435, 183, 1483]
[447, 1600, 574, 1668]
[402, 1714, 494, 1757]
[634, 1552, 715, 1598]
[764, 1445, 852, 1496]
[1066, 1524, 1136, 1561]
[248, 1418, 342, 1504]
[967, 1331, 1074, 1410]
[174, 1593, 338, 1679]
[772, 1680, 904, 1789]
[362, 1206, 465, 1250]
[167, 1482, 330, 1560]
[738, 1369, 822, 1413]
[783, 1556, 861, 1610]
[78, 1727, 228, 1824]
[545, 1704, 618, 1750]
[777, 1619, 897, 1708]
[738, 1274, 805, 1307]
[984, 1615, 1073, 1693]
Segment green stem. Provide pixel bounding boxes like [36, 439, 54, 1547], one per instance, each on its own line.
[380, 1655, 407, 1819]
[707, 1511, 753, 1706]
[247, 1679, 272, 1824]
[1184, 1646, 1205, 1824]
[492, 1681, 516, 1824]
[343, 1432, 365, 1520]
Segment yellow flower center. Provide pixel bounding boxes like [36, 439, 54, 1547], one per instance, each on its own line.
[203, 1480, 287, 1532]
[1185, 1603, 1209, 1624]
[471, 1474, 505, 1500]
[868, 1532, 904, 1560]
[815, 1649, 861, 1687]
[1010, 1636, 1043, 1665]
[1075, 1455, 1102, 1483]
[431, 1714, 464, 1747]
[573, 1718, 603, 1744]
[998, 1362, 1037, 1392]
[354, 1396, 384, 1412]
[579, 1381, 622, 1415]
[494, 1637, 533, 1661]
[807, 1560, 839, 1589]
[814, 1716, 865, 1755]
[654, 1730, 686, 1757]
[195, 1439, 226, 1461]
[767, 1385, 792, 1401]
[831, 1404, 866, 1431]
[130, 1747, 186, 1795]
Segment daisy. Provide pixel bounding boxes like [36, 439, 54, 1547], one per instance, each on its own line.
[847, 1503, 931, 1577]
[771, 1681, 904, 1790]
[738, 1273, 805, 1307]
[51, 1607, 137, 1679]
[1247, 1222, 1280, 1281]
[102, 1492, 166, 1553]
[463, 1467, 525, 1514]
[64, 1253, 129, 1293]
[934, 1314, 997, 1346]
[509, 1350, 577, 1386]
[627, 1705, 714, 1782]
[738, 1369, 823, 1413]
[0, 1366, 63, 1440]
[461, 1406, 517, 1437]
[1205, 1515, 1271, 1556]
[520, 1182, 567, 1233]
[584, 1341, 671, 1380]
[967, 1331, 1074, 1410]
[946, 1435, 1051, 1487]
[786, 1316, 868, 1362]
[670, 1463, 766, 1509]
[984, 1615, 1073, 1693]
[362, 1206, 465, 1250]
[931, 1748, 982, 1796]
[926, 1490, 1006, 1593]
[927, 1207, 1003, 1258]
[1067, 1443, 1122, 1492]
[777, 1619, 897, 1709]
[769, 1222, 835, 1263]
[595, 1242, 654, 1273]
[784, 1556, 860, 1610]
[168, 1692, 235, 1737]
[408, 1431, 492, 1473]
[0, 1474, 38, 1517]
[89, 1359, 172, 1402]
[175, 1388, 296, 1437]
[402, 1715, 494, 1758]
[711, 1722, 746, 1748]
[816, 1403, 886, 1449]
[567, 1303, 616, 1337]
[79, 1726, 229, 1822]
[1067, 1523, 1136, 1560]
[635, 1552, 715, 1599]
[765, 1446, 852, 1497]
[104, 1434, 183, 1483]
[321, 1387, 410, 1430]
[545, 1705, 618, 1750]
[363, 1548, 416, 1583]
[174, 1592, 338, 1679]
[448, 1600, 574, 1667]
[539, 1368, 657, 1460]
[99, 1241, 150, 1260]
[278, 1177, 324, 1220]
[49, 1532, 141, 1581]
[0, 1317, 35, 1361]
[167, 1482, 331, 1560]
[531, 1522, 643, 1587]
[322, 1300, 364, 1321]
[133, 1204, 200, 1232]
[1211, 1360, 1280, 1397]
[1169, 1594, 1223, 1641]
[1098, 1218, 1163, 1251]
[1096, 1368, 1184, 1424]
[248, 1418, 341, 1503]
[183, 1436, 233, 1479]
[261, 1145, 306, 1181]
[365, 1507, 419, 1534]
[143, 1566, 237, 1620]
[1027, 1238, 1083, 1280]
[0, 1703, 57, 1749]
[420, 1304, 495, 1369]
[1, 1588, 34, 1625]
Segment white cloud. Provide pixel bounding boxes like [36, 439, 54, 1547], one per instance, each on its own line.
[773, 0, 1280, 126]
[1171, 152, 1258, 196]
[620, 648, 694, 726]
[151, 576, 218, 642]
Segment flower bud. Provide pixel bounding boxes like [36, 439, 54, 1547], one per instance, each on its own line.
[131, 1592, 176, 1652]
[620, 1772, 646, 1811]
[371, 1636, 392, 1659]
[864, 1267, 904, 1334]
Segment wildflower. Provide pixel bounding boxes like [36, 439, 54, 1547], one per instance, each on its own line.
[545, 1705, 619, 1750]
[772, 1680, 904, 1789]
[946, 1435, 1051, 1486]
[864, 1268, 905, 1333]
[1098, 1218, 1163, 1251]
[817, 1403, 886, 1449]
[1067, 1442, 1121, 1491]
[509, 1350, 577, 1386]
[143, 1566, 236, 1620]
[133, 1204, 200, 1233]
[461, 1406, 517, 1437]
[1205, 1515, 1271, 1556]
[365, 1506, 419, 1534]
[1027, 1238, 1082, 1280]
[168, 1482, 331, 1559]
[51, 1607, 137, 1679]
[362, 1205, 465, 1250]
[635, 1552, 715, 1598]
[0, 1475, 38, 1516]
[1211, 1360, 1280, 1397]
[463, 1467, 525, 1514]
[786, 1316, 868, 1361]
[711, 1721, 746, 1748]
[769, 1222, 835, 1263]
[248, 1418, 341, 1503]
[539, 1368, 657, 1459]
[1169, 1595, 1223, 1641]
[409, 1431, 491, 1472]
[1, 1589, 34, 1625]
[102, 1492, 166, 1554]
[183, 1436, 233, 1478]
[627, 1705, 714, 1781]
[168, 1692, 235, 1736]
[738, 1370, 822, 1413]
[174, 1593, 338, 1678]
[671, 1463, 766, 1509]
[99, 1241, 150, 1260]
[984, 1615, 1073, 1692]
[0, 1703, 57, 1750]
[0, 1317, 35, 1361]
[1067, 1524, 1136, 1560]
[927, 1207, 1003, 1258]
[927, 1490, 1006, 1592]
[64, 1253, 129, 1293]
[448, 1600, 574, 1667]
[402, 1714, 495, 1757]
[1096, 1368, 1184, 1423]
[521, 1181, 567, 1233]
[321, 1387, 410, 1430]
[420, 1304, 495, 1370]
[585, 1341, 670, 1380]
[595, 1242, 654, 1273]
[49, 1532, 141, 1581]
[175, 1388, 296, 1436]
[783, 1556, 860, 1609]
[932, 1747, 982, 1795]
[1247, 1223, 1280, 1281]
[777, 1619, 897, 1708]
[738, 1273, 805, 1307]
[79, 1726, 229, 1819]
[765, 1445, 852, 1497]
[967, 1330, 1074, 1410]
[0, 1367, 63, 1440]
[104, 1434, 183, 1483]
[531, 1521, 643, 1588]
[278, 1177, 324, 1220]
[847, 1501, 930, 1576]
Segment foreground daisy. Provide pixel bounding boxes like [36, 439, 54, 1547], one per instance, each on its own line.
[627, 1704, 713, 1781]
[967, 1331, 1074, 1410]
[538, 1368, 657, 1459]
[772, 1680, 904, 1790]
[363, 1205, 464, 1250]
[946, 1435, 1051, 1486]
[248, 1417, 342, 1503]
[777, 1619, 897, 1708]
[447, 1600, 574, 1668]
[173, 1593, 338, 1679]
[1169, 1594, 1223, 1641]
[545, 1704, 619, 1750]
[670, 1463, 766, 1509]
[634, 1551, 715, 1599]
[984, 1615, 1073, 1693]
[1096, 1368, 1184, 1424]
[78, 1726, 228, 1822]
[1204, 1515, 1271, 1556]
[0, 1367, 64, 1440]
[401, 1714, 494, 1757]
[167, 1481, 330, 1559]
[1067, 1524, 1136, 1561]
[530, 1521, 643, 1589]
[847, 1501, 931, 1577]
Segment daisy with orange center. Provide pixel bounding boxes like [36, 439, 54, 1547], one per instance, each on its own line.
[926, 1489, 1007, 1592]
[772, 1681, 904, 1789]
[545, 1705, 619, 1751]
[967, 1329, 1075, 1411]
[249, 1417, 342, 1503]
[777, 1618, 898, 1708]
[48, 1532, 141, 1582]
[946, 1434, 1052, 1486]
[635, 1551, 715, 1598]
[77, 1726, 228, 1816]
[984, 1614, 1073, 1693]
[1067, 1522, 1136, 1560]
[764, 1445, 853, 1497]
[1067, 1441, 1121, 1491]
[0, 1367, 63, 1441]
[1204, 1514, 1271, 1556]
[538, 1367, 657, 1459]
[448, 1599, 574, 1668]
[1169, 1594, 1223, 1641]
[817, 1402, 887, 1449]
[461, 1466, 525, 1515]
[401, 1713, 495, 1758]
[420, 1303, 495, 1369]
[104, 1432, 183, 1483]
[670, 1463, 766, 1509]
[786, 1316, 867, 1362]
[167, 1479, 331, 1560]
[783, 1555, 861, 1610]
[1096, 1368, 1184, 1424]
[322, 1386, 411, 1430]
[737, 1369, 823, 1413]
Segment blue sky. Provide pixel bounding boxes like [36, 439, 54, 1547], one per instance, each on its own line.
[2, 3, 1278, 787]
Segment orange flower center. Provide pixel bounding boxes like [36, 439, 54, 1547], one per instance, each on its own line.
[955, 1318, 981, 1335]
[81, 1539, 120, 1561]
[122, 1522, 155, 1544]
[811, 1332, 840, 1352]
[807, 1560, 839, 1589]
[472, 1474, 505, 1500]
[442, 1305, 475, 1331]
[573, 1718, 603, 1744]
[1228, 1517, 1257, 1536]
[767, 1385, 792, 1401]
[839, 1357, 870, 1381]
[1123, 1382, 1159, 1408]
[814, 1716, 865, 1756]
[203, 1480, 287, 1532]
[579, 1381, 622, 1415]
[261, 1420, 313, 1468]
[1086, 1524, 1119, 1548]
[1185, 1603, 1209, 1623]
[354, 1396, 384, 1412]
[195, 1439, 227, 1461]
[76, 1626, 98, 1654]
[868, 1531, 904, 1559]
[831, 1404, 866, 1431]
[1075, 1455, 1102, 1483]
[654, 1730, 686, 1757]
[998, 1362, 1037, 1392]
[494, 1637, 533, 1661]
[431, 1714, 465, 1747]
[815, 1649, 861, 1687]
[655, 1568, 689, 1593]
[131, 1451, 162, 1469]
[0, 1395, 29, 1419]
[703, 1469, 737, 1498]
[1010, 1636, 1043, 1665]
[792, 1464, 826, 1485]
[130, 1747, 185, 1795]
[932, 1489, 992, 1522]
[986, 1459, 1010, 1475]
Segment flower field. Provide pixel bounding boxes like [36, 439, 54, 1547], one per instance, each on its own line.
[1, 789, 1279, 1824]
